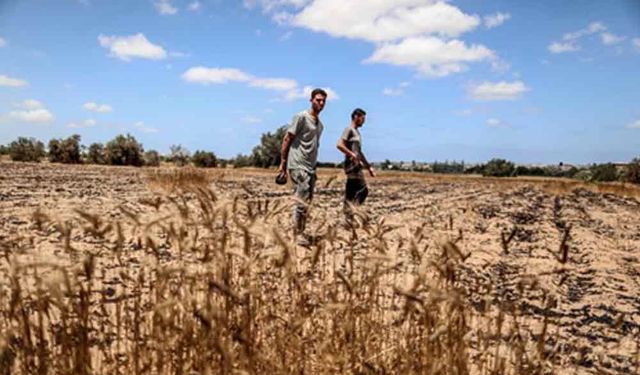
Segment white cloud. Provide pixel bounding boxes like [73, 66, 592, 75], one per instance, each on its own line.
[67, 119, 97, 128]
[382, 81, 410, 96]
[550, 22, 627, 54]
[483, 12, 510, 29]
[0, 74, 28, 87]
[154, 0, 178, 15]
[249, 77, 298, 91]
[548, 41, 580, 53]
[182, 67, 252, 84]
[134, 121, 158, 133]
[485, 118, 509, 128]
[467, 80, 529, 101]
[454, 109, 472, 116]
[633, 38, 640, 50]
[182, 66, 339, 101]
[83, 102, 113, 113]
[98, 33, 167, 61]
[562, 21, 606, 41]
[241, 115, 262, 124]
[169, 51, 190, 58]
[0, 37, 6, 47]
[279, 31, 293, 41]
[365, 36, 495, 78]
[627, 120, 640, 129]
[382, 88, 404, 96]
[187, 1, 201, 11]
[290, 1, 480, 42]
[16, 99, 43, 110]
[601, 32, 624, 45]
[243, 0, 309, 13]
[284, 85, 340, 101]
[7, 99, 54, 124]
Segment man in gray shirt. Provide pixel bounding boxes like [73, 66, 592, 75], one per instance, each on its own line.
[277, 88, 327, 245]
[336, 108, 376, 227]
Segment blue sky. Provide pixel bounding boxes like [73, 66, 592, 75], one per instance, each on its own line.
[0, 0, 639, 164]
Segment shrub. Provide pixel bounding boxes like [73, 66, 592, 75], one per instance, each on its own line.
[86, 143, 106, 164]
[0, 145, 8, 155]
[590, 163, 618, 182]
[573, 169, 592, 181]
[169, 144, 191, 167]
[8, 137, 46, 162]
[192, 150, 217, 168]
[482, 158, 515, 177]
[48, 134, 82, 164]
[432, 160, 465, 174]
[144, 150, 161, 167]
[624, 158, 640, 184]
[251, 126, 287, 168]
[105, 134, 144, 166]
[232, 154, 253, 168]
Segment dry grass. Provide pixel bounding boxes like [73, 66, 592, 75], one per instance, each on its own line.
[0, 164, 639, 374]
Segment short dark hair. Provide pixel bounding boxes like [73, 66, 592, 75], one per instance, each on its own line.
[351, 108, 366, 120]
[310, 88, 328, 100]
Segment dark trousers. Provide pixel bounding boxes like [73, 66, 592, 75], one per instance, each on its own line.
[345, 178, 368, 205]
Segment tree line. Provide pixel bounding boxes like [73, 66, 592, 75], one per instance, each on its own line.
[1, 129, 638, 184]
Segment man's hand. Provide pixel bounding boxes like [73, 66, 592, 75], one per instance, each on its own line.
[368, 166, 376, 178]
[348, 151, 360, 165]
[277, 162, 288, 178]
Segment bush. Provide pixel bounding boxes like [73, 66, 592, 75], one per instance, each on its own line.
[86, 143, 106, 164]
[105, 134, 144, 166]
[192, 150, 217, 168]
[8, 137, 46, 162]
[0, 145, 8, 155]
[624, 158, 640, 184]
[482, 158, 515, 177]
[169, 144, 191, 167]
[144, 150, 161, 167]
[251, 126, 287, 168]
[573, 169, 592, 181]
[48, 134, 82, 164]
[232, 154, 253, 168]
[432, 160, 465, 174]
[590, 163, 618, 182]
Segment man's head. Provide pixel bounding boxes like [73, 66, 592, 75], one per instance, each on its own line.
[310, 88, 327, 114]
[351, 108, 366, 127]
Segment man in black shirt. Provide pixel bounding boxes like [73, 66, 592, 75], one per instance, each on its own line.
[336, 108, 376, 226]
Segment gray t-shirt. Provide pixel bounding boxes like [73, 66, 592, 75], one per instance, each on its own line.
[341, 126, 364, 179]
[287, 110, 324, 173]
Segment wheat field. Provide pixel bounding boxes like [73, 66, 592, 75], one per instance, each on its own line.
[1, 162, 639, 374]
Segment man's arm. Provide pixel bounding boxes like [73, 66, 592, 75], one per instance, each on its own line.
[359, 151, 376, 177]
[336, 138, 359, 164]
[277, 132, 295, 175]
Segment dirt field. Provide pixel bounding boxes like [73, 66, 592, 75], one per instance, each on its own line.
[1, 161, 639, 374]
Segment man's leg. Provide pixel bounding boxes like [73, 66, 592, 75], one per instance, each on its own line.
[289, 169, 314, 235]
[343, 178, 360, 226]
[354, 179, 368, 204]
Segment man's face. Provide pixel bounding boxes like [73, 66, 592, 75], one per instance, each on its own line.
[355, 114, 366, 127]
[310, 94, 326, 113]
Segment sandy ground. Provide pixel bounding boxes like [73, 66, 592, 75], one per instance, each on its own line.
[1, 161, 639, 374]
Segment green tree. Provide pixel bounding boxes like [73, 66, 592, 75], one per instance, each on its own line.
[144, 150, 161, 167]
[624, 158, 640, 184]
[590, 163, 619, 182]
[8, 137, 46, 162]
[48, 134, 82, 164]
[169, 144, 191, 167]
[192, 150, 218, 168]
[87, 143, 106, 164]
[482, 158, 515, 177]
[105, 134, 144, 166]
[250, 125, 287, 168]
